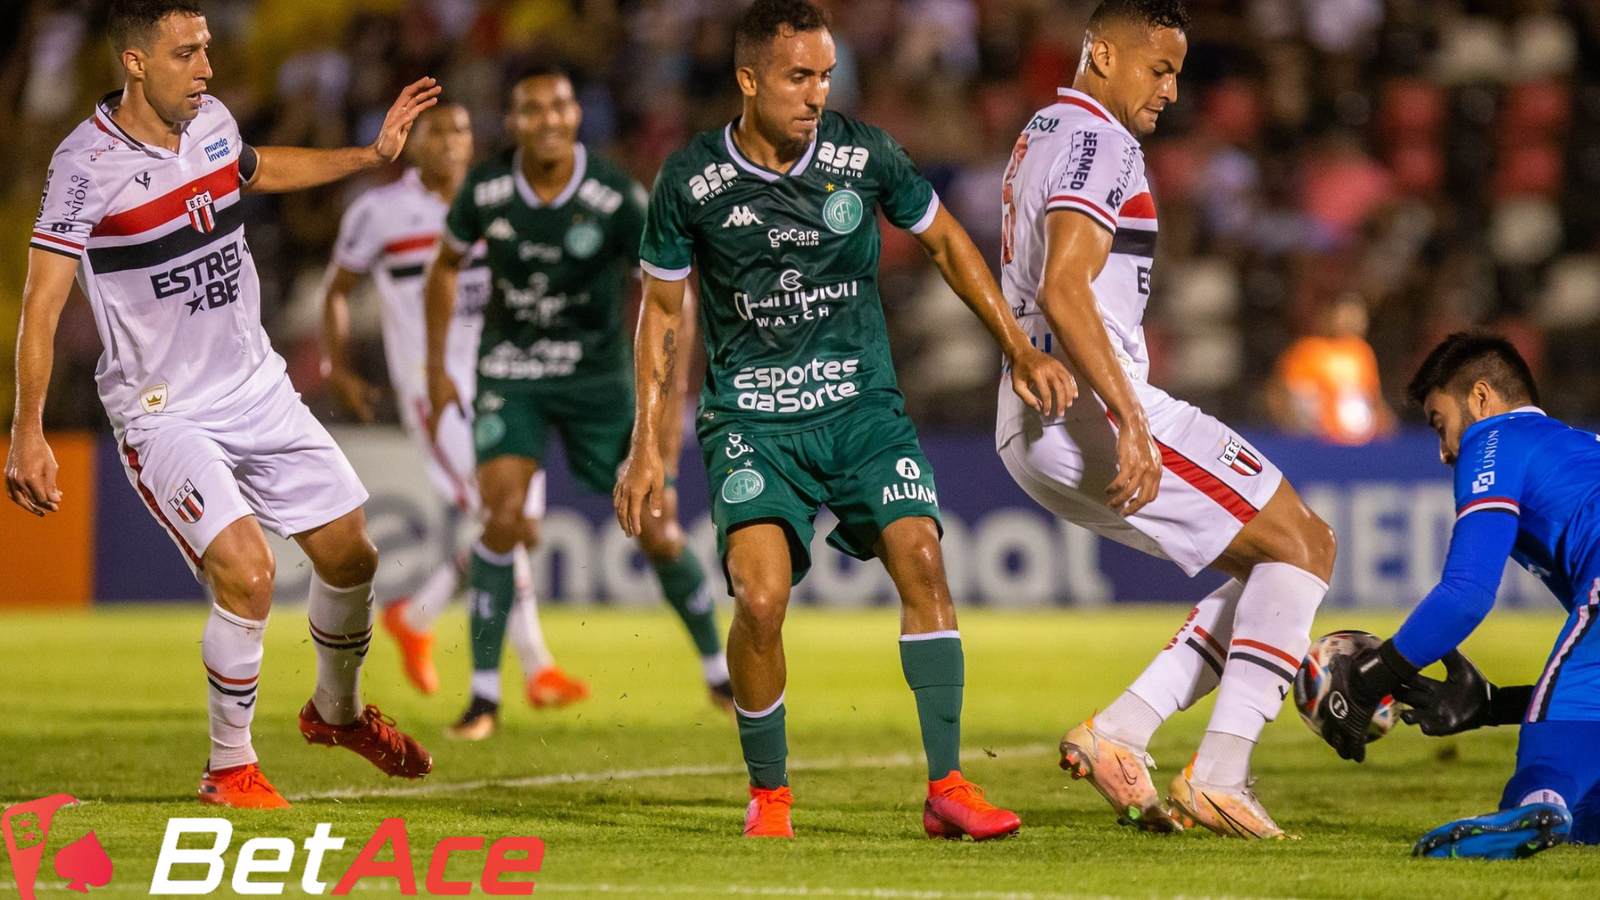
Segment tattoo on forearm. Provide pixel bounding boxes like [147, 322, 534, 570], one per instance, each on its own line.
[653, 328, 678, 394]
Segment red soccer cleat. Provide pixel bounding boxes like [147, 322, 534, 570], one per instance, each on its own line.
[197, 763, 291, 809]
[743, 786, 795, 838]
[526, 666, 592, 709]
[381, 601, 439, 695]
[923, 772, 1021, 841]
[298, 701, 433, 779]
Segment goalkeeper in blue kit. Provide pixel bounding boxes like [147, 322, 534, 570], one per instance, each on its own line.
[1320, 332, 1600, 859]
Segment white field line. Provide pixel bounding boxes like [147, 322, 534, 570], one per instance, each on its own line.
[288, 743, 1055, 801]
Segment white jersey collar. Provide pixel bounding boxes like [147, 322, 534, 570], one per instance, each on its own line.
[513, 143, 586, 209]
[1055, 88, 1138, 143]
[95, 90, 187, 159]
[723, 118, 817, 182]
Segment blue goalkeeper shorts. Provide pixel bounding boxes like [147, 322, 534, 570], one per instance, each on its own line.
[1501, 721, 1600, 844]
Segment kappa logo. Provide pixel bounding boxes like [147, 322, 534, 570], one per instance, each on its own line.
[170, 480, 205, 524]
[721, 205, 763, 228]
[1472, 471, 1496, 494]
[3, 795, 114, 899]
[486, 218, 516, 240]
[1218, 438, 1262, 477]
[186, 191, 216, 233]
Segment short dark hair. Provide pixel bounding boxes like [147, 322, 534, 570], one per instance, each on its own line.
[106, 0, 204, 54]
[1406, 332, 1539, 408]
[510, 60, 573, 90]
[734, 0, 830, 69]
[1087, 0, 1190, 34]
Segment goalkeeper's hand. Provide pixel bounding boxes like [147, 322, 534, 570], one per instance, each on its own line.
[1397, 650, 1534, 736]
[1319, 639, 1418, 763]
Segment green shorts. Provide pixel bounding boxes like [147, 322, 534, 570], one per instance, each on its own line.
[700, 401, 941, 588]
[473, 379, 633, 494]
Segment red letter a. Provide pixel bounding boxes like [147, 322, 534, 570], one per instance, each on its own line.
[331, 818, 416, 896]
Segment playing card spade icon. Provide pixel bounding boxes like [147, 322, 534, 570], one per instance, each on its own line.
[53, 831, 112, 892]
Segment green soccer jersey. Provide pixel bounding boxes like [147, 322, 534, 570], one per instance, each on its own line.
[445, 144, 648, 393]
[640, 111, 938, 432]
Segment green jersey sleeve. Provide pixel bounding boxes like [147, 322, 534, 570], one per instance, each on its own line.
[612, 180, 649, 269]
[639, 165, 694, 281]
[443, 174, 483, 252]
[870, 127, 938, 234]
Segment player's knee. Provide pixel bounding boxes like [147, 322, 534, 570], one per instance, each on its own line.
[733, 583, 789, 639]
[481, 502, 525, 553]
[319, 536, 379, 588]
[210, 556, 276, 619]
[637, 521, 685, 563]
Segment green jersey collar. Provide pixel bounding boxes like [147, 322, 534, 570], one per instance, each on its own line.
[512, 143, 587, 208]
[723, 119, 818, 182]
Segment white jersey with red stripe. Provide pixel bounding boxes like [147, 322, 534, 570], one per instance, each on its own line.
[997, 88, 1157, 446]
[32, 92, 281, 435]
[331, 168, 490, 405]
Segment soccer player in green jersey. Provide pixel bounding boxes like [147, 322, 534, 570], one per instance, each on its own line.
[616, 0, 1076, 839]
[425, 67, 732, 736]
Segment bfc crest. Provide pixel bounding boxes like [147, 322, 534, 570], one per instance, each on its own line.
[1219, 437, 1263, 477]
[186, 191, 216, 233]
[170, 480, 205, 524]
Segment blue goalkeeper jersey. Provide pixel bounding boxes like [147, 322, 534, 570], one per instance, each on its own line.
[1393, 406, 1600, 721]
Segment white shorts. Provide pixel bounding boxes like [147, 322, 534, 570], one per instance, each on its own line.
[397, 392, 546, 519]
[998, 380, 1283, 576]
[119, 375, 369, 576]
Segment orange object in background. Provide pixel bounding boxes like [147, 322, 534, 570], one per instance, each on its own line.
[0, 432, 95, 609]
[1277, 335, 1387, 446]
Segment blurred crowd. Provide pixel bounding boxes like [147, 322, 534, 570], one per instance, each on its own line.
[3, 0, 1600, 438]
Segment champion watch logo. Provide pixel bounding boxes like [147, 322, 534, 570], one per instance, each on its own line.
[3, 795, 114, 899]
[186, 191, 216, 233]
[721, 206, 763, 228]
[170, 480, 205, 524]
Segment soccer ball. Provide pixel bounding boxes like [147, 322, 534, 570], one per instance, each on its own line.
[1293, 630, 1397, 742]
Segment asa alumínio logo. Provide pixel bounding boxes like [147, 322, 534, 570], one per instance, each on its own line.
[721, 468, 765, 504]
[822, 189, 863, 235]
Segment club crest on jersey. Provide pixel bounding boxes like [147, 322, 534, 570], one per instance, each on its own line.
[564, 221, 604, 259]
[822, 189, 863, 235]
[1219, 438, 1262, 477]
[186, 191, 216, 233]
[170, 480, 204, 523]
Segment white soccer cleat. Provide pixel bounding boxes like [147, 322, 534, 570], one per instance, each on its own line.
[1167, 761, 1292, 840]
[1059, 717, 1182, 833]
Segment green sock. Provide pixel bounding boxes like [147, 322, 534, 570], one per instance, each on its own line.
[469, 543, 516, 673]
[900, 634, 964, 781]
[736, 701, 788, 789]
[653, 550, 722, 657]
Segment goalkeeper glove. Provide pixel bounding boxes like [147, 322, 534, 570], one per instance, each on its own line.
[1397, 650, 1533, 735]
[1320, 639, 1416, 763]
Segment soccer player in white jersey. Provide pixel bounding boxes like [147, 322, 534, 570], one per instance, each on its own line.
[996, 0, 1336, 838]
[6, 0, 439, 808]
[322, 102, 591, 720]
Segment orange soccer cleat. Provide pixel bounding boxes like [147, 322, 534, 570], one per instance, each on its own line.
[923, 772, 1022, 841]
[298, 701, 433, 779]
[381, 601, 439, 695]
[526, 667, 592, 709]
[743, 786, 795, 838]
[197, 763, 291, 809]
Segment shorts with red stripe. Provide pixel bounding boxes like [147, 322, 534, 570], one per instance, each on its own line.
[119, 375, 369, 578]
[998, 378, 1282, 576]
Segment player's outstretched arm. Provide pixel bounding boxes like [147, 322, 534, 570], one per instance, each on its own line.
[616, 273, 687, 537]
[6, 249, 78, 516]
[321, 266, 380, 424]
[244, 78, 441, 194]
[1037, 210, 1160, 516]
[911, 205, 1075, 417]
[422, 241, 466, 439]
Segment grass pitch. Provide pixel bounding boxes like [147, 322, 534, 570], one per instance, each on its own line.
[0, 603, 1594, 898]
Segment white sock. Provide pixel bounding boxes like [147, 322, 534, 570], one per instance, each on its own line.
[203, 604, 266, 770]
[701, 651, 730, 686]
[1094, 693, 1163, 754]
[1126, 579, 1244, 724]
[508, 543, 553, 675]
[1205, 562, 1326, 750]
[1519, 789, 1567, 809]
[405, 559, 462, 633]
[1192, 731, 1255, 786]
[307, 574, 374, 726]
[471, 669, 502, 704]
